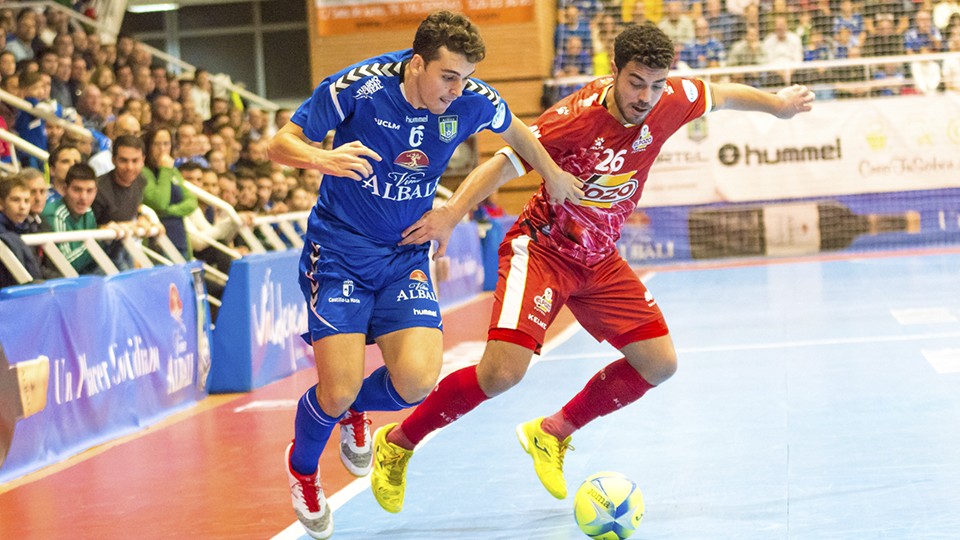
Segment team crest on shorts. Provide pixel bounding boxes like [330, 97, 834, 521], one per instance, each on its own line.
[534, 288, 553, 315]
[342, 280, 355, 297]
[409, 269, 428, 282]
[438, 115, 458, 143]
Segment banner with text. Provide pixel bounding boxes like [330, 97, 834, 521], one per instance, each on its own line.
[315, 0, 535, 36]
[617, 188, 960, 265]
[210, 251, 313, 393]
[641, 93, 960, 207]
[0, 264, 211, 483]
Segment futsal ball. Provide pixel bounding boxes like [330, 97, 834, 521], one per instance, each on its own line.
[573, 471, 645, 540]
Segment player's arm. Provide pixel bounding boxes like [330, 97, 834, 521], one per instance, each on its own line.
[499, 113, 584, 204]
[709, 82, 815, 119]
[266, 122, 381, 181]
[399, 152, 517, 257]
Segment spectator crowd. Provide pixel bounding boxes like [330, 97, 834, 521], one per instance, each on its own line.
[550, 0, 960, 100]
[0, 6, 319, 290]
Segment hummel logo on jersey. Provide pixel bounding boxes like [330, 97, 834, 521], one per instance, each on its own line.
[354, 77, 383, 100]
[394, 150, 430, 171]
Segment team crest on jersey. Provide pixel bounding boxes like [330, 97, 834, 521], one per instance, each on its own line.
[534, 288, 553, 315]
[580, 171, 640, 208]
[342, 280, 355, 297]
[439, 115, 458, 143]
[409, 269, 428, 282]
[354, 77, 383, 100]
[395, 149, 430, 171]
[632, 125, 653, 153]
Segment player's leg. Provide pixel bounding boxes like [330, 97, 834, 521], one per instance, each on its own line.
[518, 255, 675, 499]
[372, 232, 565, 512]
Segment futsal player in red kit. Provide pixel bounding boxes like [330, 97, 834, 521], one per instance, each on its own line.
[370, 21, 815, 511]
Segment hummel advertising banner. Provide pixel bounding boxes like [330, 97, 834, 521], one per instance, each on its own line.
[0, 264, 211, 483]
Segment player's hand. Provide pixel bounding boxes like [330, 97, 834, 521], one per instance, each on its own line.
[399, 205, 460, 259]
[775, 84, 815, 119]
[543, 170, 585, 205]
[316, 141, 382, 181]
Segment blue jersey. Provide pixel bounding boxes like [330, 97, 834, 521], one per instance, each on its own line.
[292, 49, 512, 249]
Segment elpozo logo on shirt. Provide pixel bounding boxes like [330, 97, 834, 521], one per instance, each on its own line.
[439, 115, 458, 143]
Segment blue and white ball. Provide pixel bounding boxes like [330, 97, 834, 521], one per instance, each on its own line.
[573, 471, 645, 540]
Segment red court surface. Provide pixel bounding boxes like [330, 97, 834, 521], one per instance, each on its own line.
[0, 293, 576, 539]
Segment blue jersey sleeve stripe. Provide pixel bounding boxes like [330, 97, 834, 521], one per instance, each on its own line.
[327, 83, 345, 121]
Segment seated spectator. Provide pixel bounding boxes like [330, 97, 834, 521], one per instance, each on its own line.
[833, 0, 864, 43]
[0, 175, 42, 288]
[300, 167, 322, 195]
[554, 35, 594, 77]
[217, 171, 239, 207]
[833, 26, 858, 59]
[864, 0, 911, 35]
[234, 169, 259, 212]
[45, 145, 83, 204]
[7, 10, 38, 62]
[681, 17, 726, 68]
[727, 25, 768, 86]
[40, 163, 99, 275]
[21, 167, 48, 234]
[659, 0, 695, 45]
[184, 167, 241, 273]
[471, 192, 505, 222]
[863, 13, 905, 57]
[872, 62, 906, 96]
[142, 128, 198, 259]
[14, 71, 61, 170]
[704, 0, 744, 48]
[206, 149, 227, 174]
[173, 123, 209, 168]
[763, 15, 803, 65]
[93, 135, 149, 269]
[905, 10, 943, 53]
[254, 167, 277, 213]
[943, 32, 960, 90]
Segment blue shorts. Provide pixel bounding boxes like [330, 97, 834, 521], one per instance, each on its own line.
[298, 239, 443, 345]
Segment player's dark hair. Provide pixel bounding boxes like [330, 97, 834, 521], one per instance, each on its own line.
[413, 10, 485, 64]
[65, 163, 97, 186]
[614, 22, 675, 71]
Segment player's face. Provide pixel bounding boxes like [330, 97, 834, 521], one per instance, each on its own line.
[610, 60, 669, 125]
[410, 47, 476, 115]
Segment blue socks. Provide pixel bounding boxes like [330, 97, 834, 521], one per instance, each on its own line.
[351, 366, 422, 413]
[290, 385, 342, 475]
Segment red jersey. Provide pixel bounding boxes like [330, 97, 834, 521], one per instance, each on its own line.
[508, 76, 710, 265]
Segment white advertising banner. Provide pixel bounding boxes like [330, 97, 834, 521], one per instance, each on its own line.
[641, 93, 960, 207]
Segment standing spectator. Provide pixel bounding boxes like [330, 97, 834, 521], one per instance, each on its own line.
[659, 0, 695, 45]
[14, 71, 61, 169]
[833, 0, 864, 43]
[863, 0, 911, 35]
[833, 25, 858, 58]
[681, 17, 726, 68]
[40, 163, 99, 274]
[92, 135, 149, 270]
[0, 176, 42, 287]
[189, 69, 212, 121]
[142, 128, 198, 259]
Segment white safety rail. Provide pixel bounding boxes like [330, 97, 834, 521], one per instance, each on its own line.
[0, 129, 49, 174]
[0, 88, 93, 142]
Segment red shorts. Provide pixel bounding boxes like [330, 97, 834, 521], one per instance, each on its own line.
[488, 227, 668, 353]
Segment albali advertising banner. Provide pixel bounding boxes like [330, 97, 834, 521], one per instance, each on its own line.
[0, 264, 211, 483]
[641, 93, 960, 207]
[617, 188, 960, 265]
[210, 228, 483, 392]
[315, 0, 534, 36]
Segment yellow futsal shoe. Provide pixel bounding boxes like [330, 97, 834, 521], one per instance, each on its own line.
[516, 417, 574, 499]
[371, 423, 414, 513]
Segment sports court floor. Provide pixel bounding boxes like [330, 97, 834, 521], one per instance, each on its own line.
[3, 248, 960, 539]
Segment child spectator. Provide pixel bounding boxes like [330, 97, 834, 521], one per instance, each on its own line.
[0, 175, 42, 287]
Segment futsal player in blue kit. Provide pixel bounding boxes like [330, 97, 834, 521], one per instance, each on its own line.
[267, 11, 583, 539]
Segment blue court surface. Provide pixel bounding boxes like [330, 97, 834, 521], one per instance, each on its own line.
[279, 251, 960, 540]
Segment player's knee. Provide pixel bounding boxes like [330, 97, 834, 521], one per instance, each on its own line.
[478, 360, 525, 396]
[391, 370, 439, 404]
[644, 350, 677, 385]
[315, 385, 358, 417]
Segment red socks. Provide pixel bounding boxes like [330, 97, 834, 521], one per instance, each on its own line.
[393, 364, 489, 449]
[542, 358, 654, 440]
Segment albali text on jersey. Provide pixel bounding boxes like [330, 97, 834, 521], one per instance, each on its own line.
[292, 49, 512, 248]
[501, 76, 711, 266]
